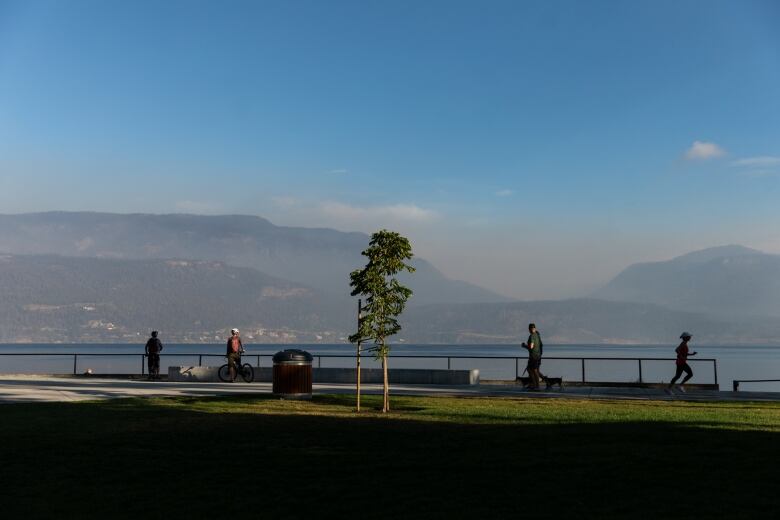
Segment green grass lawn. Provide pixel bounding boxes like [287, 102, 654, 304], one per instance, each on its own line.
[1, 394, 778, 519]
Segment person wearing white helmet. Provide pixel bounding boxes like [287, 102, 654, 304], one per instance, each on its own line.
[667, 332, 697, 393]
[226, 328, 244, 382]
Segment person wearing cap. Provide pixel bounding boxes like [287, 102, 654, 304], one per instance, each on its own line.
[521, 323, 544, 390]
[226, 328, 244, 382]
[667, 332, 697, 393]
[145, 330, 164, 380]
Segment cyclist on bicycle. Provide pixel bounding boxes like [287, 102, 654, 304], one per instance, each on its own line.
[226, 328, 244, 382]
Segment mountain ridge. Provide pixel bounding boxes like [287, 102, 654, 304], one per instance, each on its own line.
[3, 254, 780, 345]
[593, 245, 780, 317]
[0, 211, 510, 305]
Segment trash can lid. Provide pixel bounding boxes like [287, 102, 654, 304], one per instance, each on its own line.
[272, 349, 313, 363]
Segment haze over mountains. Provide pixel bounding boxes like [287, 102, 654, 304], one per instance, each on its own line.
[0, 212, 507, 305]
[594, 245, 780, 318]
[1, 212, 779, 344]
[0, 255, 350, 343]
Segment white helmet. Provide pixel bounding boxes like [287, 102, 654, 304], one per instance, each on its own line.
[680, 331, 692, 339]
[231, 328, 239, 335]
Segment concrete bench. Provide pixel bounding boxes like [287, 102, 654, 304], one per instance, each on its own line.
[168, 366, 480, 385]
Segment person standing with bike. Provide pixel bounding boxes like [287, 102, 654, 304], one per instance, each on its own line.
[145, 330, 163, 380]
[226, 328, 244, 383]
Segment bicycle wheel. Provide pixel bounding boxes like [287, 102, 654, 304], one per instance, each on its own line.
[217, 364, 232, 382]
[240, 363, 254, 383]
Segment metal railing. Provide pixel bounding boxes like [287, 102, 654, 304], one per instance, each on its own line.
[0, 352, 719, 385]
[732, 379, 780, 392]
[309, 354, 719, 385]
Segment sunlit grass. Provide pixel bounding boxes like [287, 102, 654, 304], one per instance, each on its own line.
[143, 393, 780, 431]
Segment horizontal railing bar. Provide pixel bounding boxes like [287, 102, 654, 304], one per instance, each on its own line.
[0, 352, 716, 361]
[310, 354, 718, 361]
[733, 379, 780, 383]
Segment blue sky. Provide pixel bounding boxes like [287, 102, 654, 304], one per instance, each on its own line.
[1, 0, 778, 298]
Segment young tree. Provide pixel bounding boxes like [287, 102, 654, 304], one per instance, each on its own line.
[349, 230, 414, 413]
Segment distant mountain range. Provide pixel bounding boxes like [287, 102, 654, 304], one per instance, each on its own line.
[0, 212, 508, 305]
[0, 254, 351, 343]
[593, 245, 780, 318]
[2, 212, 779, 344]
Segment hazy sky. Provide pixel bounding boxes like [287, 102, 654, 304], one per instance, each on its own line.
[1, 0, 779, 298]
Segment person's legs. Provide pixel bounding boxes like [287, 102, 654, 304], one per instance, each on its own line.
[680, 363, 693, 385]
[228, 353, 237, 382]
[528, 358, 541, 389]
[669, 365, 684, 387]
[532, 368, 542, 389]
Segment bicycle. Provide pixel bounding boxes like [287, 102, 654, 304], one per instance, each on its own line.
[218, 352, 255, 383]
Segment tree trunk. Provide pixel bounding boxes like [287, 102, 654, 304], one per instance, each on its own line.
[356, 299, 362, 413]
[356, 341, 361, 412]
[382, 353, 390, 413]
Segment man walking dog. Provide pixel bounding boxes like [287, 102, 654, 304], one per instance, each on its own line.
[522, 323, 544, 390]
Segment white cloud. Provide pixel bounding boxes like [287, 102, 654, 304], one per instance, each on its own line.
[684, 141, 726, 160]
[320, 202, 437, 222]
[495, 189, 514, 197]
[731, 156, 780, 167]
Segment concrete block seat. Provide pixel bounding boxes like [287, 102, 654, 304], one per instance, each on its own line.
[168, 366, 480, 385]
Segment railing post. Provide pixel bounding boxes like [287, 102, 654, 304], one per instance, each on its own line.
[447, 357, 451, 370]
[733, 380, 739, 392]
[73, 354, 77, 375]
[257, 355, 260, 367]
[713, 360, 718, 387]
[141, 355, 145, 375]
[581, 358, 586, 383]
[515, 358, 519, 380]
[638, 359, 643, 383]
[198, 355, 202, 367]
[318, 356, 322, 368]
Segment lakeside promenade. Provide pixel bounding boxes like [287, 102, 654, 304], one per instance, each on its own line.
[1, 375, 779, 403]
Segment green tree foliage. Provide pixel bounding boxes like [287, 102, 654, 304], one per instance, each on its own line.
[349, 230, 415, 412]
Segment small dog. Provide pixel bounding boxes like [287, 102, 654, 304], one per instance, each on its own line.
[517, 374, 563, 390]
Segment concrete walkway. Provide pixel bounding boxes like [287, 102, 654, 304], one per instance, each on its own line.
[1, 375, 779, 403]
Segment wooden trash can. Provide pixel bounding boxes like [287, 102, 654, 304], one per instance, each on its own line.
[272, 349, 313, 399]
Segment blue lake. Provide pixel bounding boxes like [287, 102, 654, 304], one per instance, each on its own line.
[1, 343, 779, 392]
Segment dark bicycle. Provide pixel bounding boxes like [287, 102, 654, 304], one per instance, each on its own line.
[218, 353, 255, 383]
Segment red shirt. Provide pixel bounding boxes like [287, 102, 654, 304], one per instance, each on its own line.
[675, 342, 689, 366]
[227, 336, 242, 354]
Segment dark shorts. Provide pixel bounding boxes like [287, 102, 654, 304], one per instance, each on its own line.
[228, 352, 241, 369]
[527, 357, 541, 370]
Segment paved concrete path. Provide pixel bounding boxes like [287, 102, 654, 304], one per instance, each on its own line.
[1, 375, 779, 403]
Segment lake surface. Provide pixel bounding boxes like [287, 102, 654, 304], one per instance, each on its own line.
[2, 343, 779, 392]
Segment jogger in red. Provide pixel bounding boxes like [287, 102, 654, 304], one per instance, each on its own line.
[668, 332, 697, 393]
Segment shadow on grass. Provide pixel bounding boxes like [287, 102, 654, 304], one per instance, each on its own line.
[0, 395, 777, 519]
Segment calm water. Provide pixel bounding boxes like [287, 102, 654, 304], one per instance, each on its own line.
[1, 343, 779, 392]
